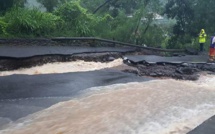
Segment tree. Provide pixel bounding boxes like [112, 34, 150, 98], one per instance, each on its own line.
[190, 0, 215, 35]
[93, 0, 116, 14]
[0, 0, 13, 13]
[164, 0, 194, 48]
[164, 0, 215, 48]
[54, 1, 97, 36]
[37, 0, 68, 12]
[0, 0, 26, 13]
[3, 7, 62, 36]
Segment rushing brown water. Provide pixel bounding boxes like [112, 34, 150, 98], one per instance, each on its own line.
[0, 61, 215, 134]
[0, 59, 123, 76]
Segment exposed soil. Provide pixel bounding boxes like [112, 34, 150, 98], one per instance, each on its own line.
[122, 60, 215, 80]
[126, 64, 200, 80]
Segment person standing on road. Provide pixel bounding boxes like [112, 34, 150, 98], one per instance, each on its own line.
[198, 29, 207, 52]
[209, 35, 215, 62]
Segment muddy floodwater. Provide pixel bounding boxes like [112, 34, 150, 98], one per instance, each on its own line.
[0, 60, 215, 134]
[0, 59, 124, 76]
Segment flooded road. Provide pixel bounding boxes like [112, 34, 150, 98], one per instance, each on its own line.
[0, 61, 215, 134]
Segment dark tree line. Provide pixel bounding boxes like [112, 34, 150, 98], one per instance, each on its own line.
[0, 0, 26, 13]
[164, 0, 215, 48]
[2, 0, 215, 48]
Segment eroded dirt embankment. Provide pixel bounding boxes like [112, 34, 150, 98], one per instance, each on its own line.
[0, 52, 122, 71]
[125, 62, 215, 81]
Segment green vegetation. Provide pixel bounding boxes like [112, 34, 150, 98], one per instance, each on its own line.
[0, 0, 26, 13]
[0, 0, 214, 48]
[36, 0, 68, 12]
[165, 0, 215, 48]
[2, 7, 62, 37]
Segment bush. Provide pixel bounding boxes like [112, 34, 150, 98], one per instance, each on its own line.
[3, 7, 62, 36]
[54, 1, 94, 36]
[54, 0, 113, 37]
[94, 11, 135, 42]
[139, 25, 166, 47]
[0, 17, 8, 36]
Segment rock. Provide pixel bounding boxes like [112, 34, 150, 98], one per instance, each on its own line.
[175, 67, 198, 75]
[157, 72, 163, 76]
[149, 73, 157, 76]
[122, 69, 139, 75]
[181, 62, 189, 67]
[107, 56, 115, 61]
[175, 68, 183, 74]
[157, 62, 166, 66]
[123, 57, 137, 65]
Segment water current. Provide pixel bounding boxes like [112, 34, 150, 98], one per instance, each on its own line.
[0, 60, 215, 134]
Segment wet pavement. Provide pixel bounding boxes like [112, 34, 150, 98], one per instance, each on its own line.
[188, 115, 215, 134]
[0, 69, 151, 128]
[125, 55, 209, 64]
[0, 46, 135, 58]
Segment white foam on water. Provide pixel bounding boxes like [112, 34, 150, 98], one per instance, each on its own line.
[1, 78, 215, 134]
[0, 59, 123, 76]
[195, 74, 215, 88]
[137, 104, 215, 134]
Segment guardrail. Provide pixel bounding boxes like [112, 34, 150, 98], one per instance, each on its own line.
[52, 37, 185, 53]
[0, 37, 185, 53]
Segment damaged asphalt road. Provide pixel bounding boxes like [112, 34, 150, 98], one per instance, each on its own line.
[0, 45, 215, 81]
[123, 55, 215, 80]
[0, 69, 152, 128]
